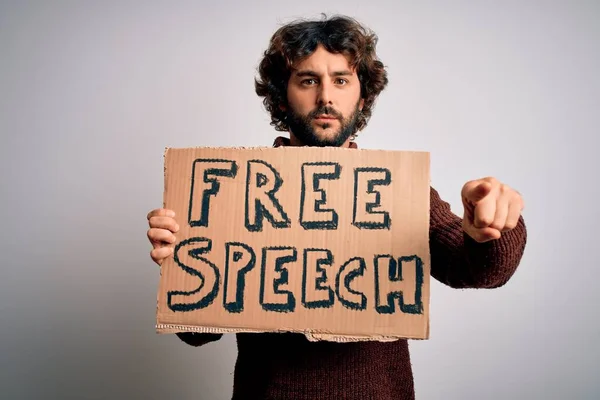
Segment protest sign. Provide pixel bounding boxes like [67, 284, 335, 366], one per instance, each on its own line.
[156, 146, 430, 341]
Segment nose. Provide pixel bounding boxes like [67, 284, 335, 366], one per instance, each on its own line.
[317, 81, 333, 106]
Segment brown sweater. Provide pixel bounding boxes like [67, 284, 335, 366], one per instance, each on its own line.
[174, 138, 528, 400]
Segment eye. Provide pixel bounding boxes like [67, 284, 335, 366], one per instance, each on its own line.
[335, 78, 348, 85]
[301, 78, 318, 85]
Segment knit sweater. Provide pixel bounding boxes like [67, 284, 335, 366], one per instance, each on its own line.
[174, 137, 528, 400]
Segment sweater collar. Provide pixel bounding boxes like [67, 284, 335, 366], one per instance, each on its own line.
[272, 136, 358, 149]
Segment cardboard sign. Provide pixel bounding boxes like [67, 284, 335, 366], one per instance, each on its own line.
[156, 146, 431, 342]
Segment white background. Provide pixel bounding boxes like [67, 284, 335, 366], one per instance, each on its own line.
[1, 1, 598, 399]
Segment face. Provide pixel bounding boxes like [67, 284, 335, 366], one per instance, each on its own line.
[284, 45, 364, 147]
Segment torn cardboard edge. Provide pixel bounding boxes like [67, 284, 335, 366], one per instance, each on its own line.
[162, 145, 429, 156]
[155, 323, 430, 342]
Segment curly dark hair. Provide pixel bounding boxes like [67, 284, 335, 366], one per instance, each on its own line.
[255, 15, 389, 136]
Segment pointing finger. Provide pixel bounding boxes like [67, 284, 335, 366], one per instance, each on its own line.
[473, 193, 497, 229]
[463, 181, 492, 204]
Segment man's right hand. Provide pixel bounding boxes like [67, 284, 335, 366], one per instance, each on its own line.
[147, 208, 180, 266]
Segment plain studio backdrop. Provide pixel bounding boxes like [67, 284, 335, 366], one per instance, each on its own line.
[1, 1, 598, 399]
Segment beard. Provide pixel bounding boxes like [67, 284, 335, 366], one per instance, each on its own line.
[285, 101, 361, 147]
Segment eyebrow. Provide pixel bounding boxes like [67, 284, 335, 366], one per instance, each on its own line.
[294, 69, 353, 78]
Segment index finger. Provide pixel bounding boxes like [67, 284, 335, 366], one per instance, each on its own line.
[147, 208, 175, 220]
[473, 196, 496, 229]
[463, 181, 492, 204]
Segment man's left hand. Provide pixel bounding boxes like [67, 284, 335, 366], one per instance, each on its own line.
[461, 177, 524, 243]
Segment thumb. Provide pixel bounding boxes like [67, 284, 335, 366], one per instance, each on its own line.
[463, 181, 492, 203]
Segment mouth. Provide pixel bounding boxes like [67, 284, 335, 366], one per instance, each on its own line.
[314, 115, 338, 121]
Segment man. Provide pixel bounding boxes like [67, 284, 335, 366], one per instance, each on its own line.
[146, 15, 527, 400]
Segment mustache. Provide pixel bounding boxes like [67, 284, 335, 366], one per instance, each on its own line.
[308, 106, 342, 119]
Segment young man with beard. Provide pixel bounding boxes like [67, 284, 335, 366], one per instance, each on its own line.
[146, 15, 527, 400]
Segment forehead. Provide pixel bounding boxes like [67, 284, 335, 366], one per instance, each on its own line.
[292, 45, 356, 74]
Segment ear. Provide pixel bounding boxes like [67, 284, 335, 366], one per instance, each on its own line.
[359, 98, 365, 111]
[279, 104, 287, 112]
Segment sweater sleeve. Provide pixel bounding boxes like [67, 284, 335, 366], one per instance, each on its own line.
[429, 187, 527, 289]
[176, 332, 223, 347]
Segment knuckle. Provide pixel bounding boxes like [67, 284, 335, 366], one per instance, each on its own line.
[151, 247, 170, 264]
[148, 208, 174, 221]
[158, 229, 169, 241]
[148, 228, 168, 242]
[489, 221, 503, 230]
[504, 220, 518, 230]
[149, 216, 179, 232]
[478, 215, 493, 226]
[165, 218, 176, 230]
[147, 208, 161, 220]
[152, 215, 164, 224]
[462, 181, 476, 196]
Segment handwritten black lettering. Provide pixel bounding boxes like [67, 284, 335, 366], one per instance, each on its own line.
[374, 255, 424, 315]
[352, 168, 391, 230]
[335, 257, 367, 310]
[168, 237, 220, 312]
[223, 242, 256, 313]
[302, 248, 335, 309]
[188, 159, 237, 228]
[260, 246, 297, 312]
[245, 160, 291, 232]
[300, 162, 341, 230]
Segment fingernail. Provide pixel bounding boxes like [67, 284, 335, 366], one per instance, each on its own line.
[167, 210, 175, 217]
